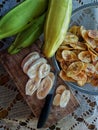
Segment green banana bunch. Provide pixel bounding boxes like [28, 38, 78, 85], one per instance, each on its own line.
[0, 0, 48, 39]
[43, 0, 72, 58]
[8, 13, 46, 54]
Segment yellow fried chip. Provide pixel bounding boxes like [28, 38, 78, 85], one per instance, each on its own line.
[60, 61, 67, 72]
[91, 74, 98, 86]
[69, 25, 81, 37]
[60, 45, 73, 50]
[78, 51, 92, 63]
[88, 48, 98, 62]
[66, 61, 84, 77]
[71, 71, 87, 82]
[77, 80, 86, 86]
[64, 33, 79, 43]
[62, 50, 78, 62]
[95, 62, 98, 74]
[80, 26, 97, 49]
[69, 42, 87, 50]
[85, 63, 95, 76]
[59, 70, 75, 82]
[56, 48, 63, 62]
[88, 30, 98, 40]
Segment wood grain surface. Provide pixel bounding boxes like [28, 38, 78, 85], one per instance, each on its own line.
[0, 40, 79, 127]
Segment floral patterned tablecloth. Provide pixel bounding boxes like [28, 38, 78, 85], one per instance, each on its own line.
[0, 0, 98, 130]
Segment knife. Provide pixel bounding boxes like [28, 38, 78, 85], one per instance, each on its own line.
[37, 57, 58, 128]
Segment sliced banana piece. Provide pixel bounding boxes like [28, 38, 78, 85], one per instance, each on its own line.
[37, 76, 53, 100]
[48, 72, 55, 82]
[62, 50, 77, 62]
[64, 33, 79, 43]
[85, 63, 95, 76]
[25, 76, 41, 96]
[27, 58, 47, 79]
[38, 63, 50, 79]
[66, 61, 84, 77]
[22, 52, 40, 73]
[60, 89, 70, 108]
[95, 62, 98, 74]
[56, 85, 66, 95]
[80, 26, 96, 49]
[78, 51, 91, 63]
[88, 30, 98, 40]
[53, 94, 61, 106]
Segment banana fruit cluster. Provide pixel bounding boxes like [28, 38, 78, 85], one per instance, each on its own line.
[21, 51, 55, 99]
[53, 85, 70, 108]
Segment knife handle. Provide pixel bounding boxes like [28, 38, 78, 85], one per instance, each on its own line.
[37, 93, 54, 128]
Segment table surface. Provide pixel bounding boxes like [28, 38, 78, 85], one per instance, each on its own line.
[0, 0, 98, 130]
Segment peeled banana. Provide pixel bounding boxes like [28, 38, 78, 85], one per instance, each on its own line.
[43, 0, 72, 57]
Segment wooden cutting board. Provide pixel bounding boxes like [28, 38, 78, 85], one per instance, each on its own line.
[0, 40, 79, 127]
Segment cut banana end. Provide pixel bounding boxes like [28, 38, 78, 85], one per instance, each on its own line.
[53, 94, 61, 106]
[22, 52, 40, 73]
[27, 58, 47, 79]
[38, 63, 50, 79]
[25, 76, 41, 96]
[60, 89, 70, 108]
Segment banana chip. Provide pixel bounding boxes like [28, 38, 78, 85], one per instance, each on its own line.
[60, 61, 67, 72]
[91, 74, 98, 86]
[64, 33, 79, 43]
[85, 63, 95, 76]
[95, 62, 98, 74]
[25, 76, 41, 96]
[71, 71, 87, 82]
[88, 30, 98, 40]
[22, 52, 40, 73]
[62, 50, 77, 62]
[27, 58, 47, 79]
[80, 26, 97, 49]
[69, 25, 81, 37]
[69, 42, 87, 50]
[53, 94, 61, 106]
[56, 48, 63, 62]
[59, 70, 75, 82]
[60, 89, 70, 108]
[66, 61, 84, 77]
[78, 51, 91, 63]
[37, 72, 55, 100]
[37, 76, 53, 100]
[38, 63, 50, 79]
[56, 85, 66, 95]
[88, 48, 98, 62]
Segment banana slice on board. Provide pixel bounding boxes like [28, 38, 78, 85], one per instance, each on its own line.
[56, 85, 66, 95]
[25, 76, 41, 96]
[37, 72, 55, 100]
[22, 52, 40, 73]
[60, 89, 70, 108]
[53, 94, 61, 106]
[38, 63, 50, 79]
[27, 58, 47, 79]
